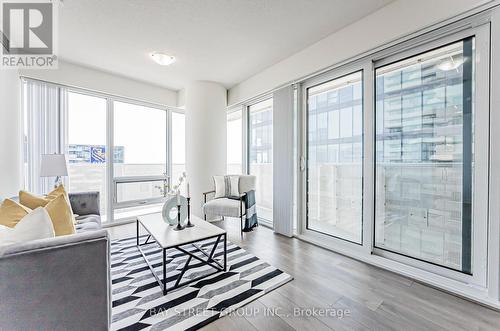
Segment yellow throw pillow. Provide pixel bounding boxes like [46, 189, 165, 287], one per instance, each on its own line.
[0, 199, 32, 228]
[20, 184, 68, 209]
[19, 185, 76, 225]
[47, 184, 70, 202]
[19, 190, 51, 209]
[45, 194, 76, 236]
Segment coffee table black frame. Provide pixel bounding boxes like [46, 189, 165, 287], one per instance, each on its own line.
[136, 219, 227, 295]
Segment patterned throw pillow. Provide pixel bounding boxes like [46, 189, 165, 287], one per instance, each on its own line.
[213, 175, 240, 199]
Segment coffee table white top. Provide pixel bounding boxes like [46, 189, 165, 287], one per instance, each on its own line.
[137, 213, 226, 249]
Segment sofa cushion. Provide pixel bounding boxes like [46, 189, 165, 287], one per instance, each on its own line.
[203, 198, 244, 218]
[75, 221, 101, 233]
[75, 215, 102, 233]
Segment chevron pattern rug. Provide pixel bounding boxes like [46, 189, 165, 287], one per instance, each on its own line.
[110, 236, 293, 331]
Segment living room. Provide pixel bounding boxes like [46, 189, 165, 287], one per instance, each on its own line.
[2, 0, 500, 330]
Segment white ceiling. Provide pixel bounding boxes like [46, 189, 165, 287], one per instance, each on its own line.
[59, 0, 393, 91]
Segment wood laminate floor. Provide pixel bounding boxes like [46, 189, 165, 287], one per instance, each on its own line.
[107, 219, 500, 331]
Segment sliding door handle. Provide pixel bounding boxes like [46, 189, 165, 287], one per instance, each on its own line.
[299, 156, 306, 172]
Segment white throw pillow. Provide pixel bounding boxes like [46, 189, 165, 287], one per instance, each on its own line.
[213, 175, 240, 199]
[213, 175, 226, 199]
[0, 207, 55, 246]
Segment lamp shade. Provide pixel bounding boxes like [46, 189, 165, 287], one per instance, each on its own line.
[40, 154, 68, 177]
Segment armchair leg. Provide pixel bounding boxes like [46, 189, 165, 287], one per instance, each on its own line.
[203, 193, 207, 221]
[240, 197, 244, 234]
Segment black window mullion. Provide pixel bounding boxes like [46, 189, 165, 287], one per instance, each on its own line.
[461, 37, 473, 274]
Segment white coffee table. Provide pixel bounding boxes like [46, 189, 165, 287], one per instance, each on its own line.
[136, 213, 227, 295]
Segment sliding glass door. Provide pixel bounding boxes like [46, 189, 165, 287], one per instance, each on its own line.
[297, 25, 489, 286]
[305, 71, 363, 243]
[248, 98, 273, 223]
[374, 40, 475, 272]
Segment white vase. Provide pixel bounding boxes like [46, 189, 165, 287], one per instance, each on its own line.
[161, 195, 188, 225]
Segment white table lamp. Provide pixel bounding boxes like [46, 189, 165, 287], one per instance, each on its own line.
[40, 154, 68, 188]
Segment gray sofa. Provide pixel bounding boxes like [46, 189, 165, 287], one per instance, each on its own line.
[0, 192, 111, 331]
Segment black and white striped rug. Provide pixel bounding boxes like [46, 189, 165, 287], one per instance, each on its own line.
[110, 236, 293, 331]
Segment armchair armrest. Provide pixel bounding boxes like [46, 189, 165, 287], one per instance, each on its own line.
[202, 190, 216, 203]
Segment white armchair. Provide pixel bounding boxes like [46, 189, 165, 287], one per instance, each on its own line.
[202, 175, 256, 232]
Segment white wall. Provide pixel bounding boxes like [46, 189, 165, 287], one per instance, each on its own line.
[185, 81, 227, 217]
[177, 88, 186, 108]
[20, 60, 178, 106]
[0, 70, 22, 199]
[228, 0, 492, 105]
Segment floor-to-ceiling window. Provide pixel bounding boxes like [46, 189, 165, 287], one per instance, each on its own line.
[227, 109, 243, 174]
[306, 71, 363, 243]
[112, 101, 168, 220]
[22, 79, 184, 223]
[374, 40, 475, 272]
[67, 91, 108, 217]
[248, 98, 273, 223]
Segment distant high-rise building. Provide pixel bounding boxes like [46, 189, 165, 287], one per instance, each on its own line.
[68, 144, 124, 164]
